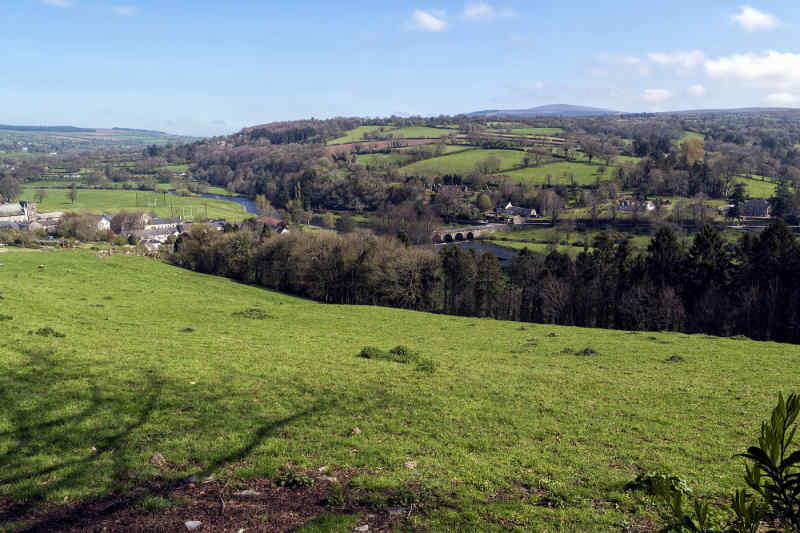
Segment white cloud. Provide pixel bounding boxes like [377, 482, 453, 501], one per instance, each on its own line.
[705, 51, 800, 91]
[765, 93, 798, 105]
[112, 5, 138, 16]
[464, 2, 514, 20]
[688, 84, 706, 97]
[42, 0, 73, 7]
[643, 89, 672, 102]
[732, 6, 779, 31]
[410, 9, 447, 31]
[596, 53, 649, 76]
[648, 50, 705, 70]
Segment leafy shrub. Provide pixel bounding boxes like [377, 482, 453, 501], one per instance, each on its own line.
[666, 354, 686, 363]
[359, 345, 420, 364]
[33, 327, 65, 338]
[276, 468, 314, 488]
[359, 346, 383, 359]
[325, 485, 347, 506]
[578, 347, 598, 356]
[180, 327, 195, 333]
[0, 314, 12, 321]
[737, 392, 800, 531]
[387, 345, 419, 363]
[415, 358, 437, 373]
[650, 392, 799, 533]
[627, 471, 692, 496]
[232, 308, 271, 320]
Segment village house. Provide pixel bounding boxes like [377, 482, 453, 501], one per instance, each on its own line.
[742, 199, 771, 218]
[0, 201, 35, 225]
[618, 198, 656, 212]
[97, 215, 112, 232]
[257, 216, 289, 234]
[144, 217, 181, 233]
[32, 212, 64, 233]
[492, 202, 536, 224]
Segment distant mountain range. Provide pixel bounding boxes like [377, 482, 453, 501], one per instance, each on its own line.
[467, 104, 621, 118]
[0, 124, 171, 135]
[467, 104, 800, 118]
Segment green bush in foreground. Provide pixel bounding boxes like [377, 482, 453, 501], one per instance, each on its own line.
[653, 392, 799, 532]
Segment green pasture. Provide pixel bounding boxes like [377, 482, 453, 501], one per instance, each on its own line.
[736, 175, 777, 198]
[0, 250, 796, 531]
[400, 149, 526, 177]
[388, 126, 453, 139]
[20, 187, 251, 221]
[505, 161, 616, 186]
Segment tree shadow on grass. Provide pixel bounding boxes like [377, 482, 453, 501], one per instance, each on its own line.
[0, 342, 339, 532]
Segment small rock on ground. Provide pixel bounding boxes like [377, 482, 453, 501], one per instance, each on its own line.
[233, 489, 262, 497]
[185, 520, 202, 531]
[351, 427, 361, 435]
[354, 526, 369, 532]
[149, 452, 167, 467]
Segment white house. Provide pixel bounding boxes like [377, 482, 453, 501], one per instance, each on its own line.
[0, 202, 35, 225]
[96, 215, 112, 232]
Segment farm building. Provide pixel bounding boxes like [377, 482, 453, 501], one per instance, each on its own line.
[742, 199, 771, 218]
[0, 201, 35, 225]
[493, 202, 536, 223]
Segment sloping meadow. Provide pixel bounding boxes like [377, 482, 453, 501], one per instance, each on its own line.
[0, 250, 797, 531]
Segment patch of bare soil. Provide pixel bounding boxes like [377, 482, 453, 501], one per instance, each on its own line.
[1, 474, 396, 533]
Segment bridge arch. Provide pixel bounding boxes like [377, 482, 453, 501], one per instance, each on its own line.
[455, 233, 464, 241]
[467, 232, 474, 240]
[444, 234, 453, 243]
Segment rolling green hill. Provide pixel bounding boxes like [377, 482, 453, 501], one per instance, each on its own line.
[0, 250, 796, 531]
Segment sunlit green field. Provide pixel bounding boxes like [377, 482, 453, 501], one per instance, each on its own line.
[400, 149, 526, 177]
[736, 175, 777, 198]
[505, 161, 616, 185]
[21, 187, 251, 221]
[327, 126, 395, 145]
[0, 250, 796, 531]
[328, 125, 454, 145]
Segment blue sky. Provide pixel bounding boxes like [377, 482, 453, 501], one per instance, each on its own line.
[3, 1, 800, 136]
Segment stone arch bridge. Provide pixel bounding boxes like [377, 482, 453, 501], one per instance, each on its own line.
[431, 224, 510, 244]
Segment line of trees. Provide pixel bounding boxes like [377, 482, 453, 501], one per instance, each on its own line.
[171, 219, 800, 344]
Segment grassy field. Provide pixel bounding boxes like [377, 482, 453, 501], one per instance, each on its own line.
[0, 250, 798, 531]
[677, 131, 705, 144]
[489, 226, 656, 252]
[355, 153, 414, 168]
[329, 126, 454, 145]
[395, 144, 470, 155]
[20, 187, 251, 221]
[400, 149, 526, 177]
[736, 175, 777, 198]
[510, 127, 564, 136]
[327, 126, 394, 145]
[390, 126, 453, 139]
[505, 161, 617, 186]
[485, 239, 589, 257]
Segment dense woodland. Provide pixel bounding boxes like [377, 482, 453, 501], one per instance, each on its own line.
[171, 219, 800, 344]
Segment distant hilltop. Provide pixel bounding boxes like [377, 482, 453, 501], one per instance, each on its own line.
[467, 104, 800, 118]
[0, 124, 172, 135]
[467, 104, 621, 118]
[0, 124, 97, 133]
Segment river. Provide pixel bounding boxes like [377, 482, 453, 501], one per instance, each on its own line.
[167, 190, 259, 215]
[435, 240, 518, 266]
